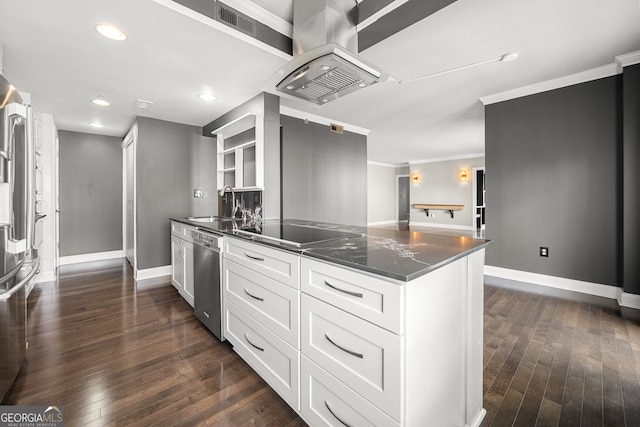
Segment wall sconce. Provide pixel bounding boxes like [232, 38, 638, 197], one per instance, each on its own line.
[458, 169, 468, 182]
[411, 173, 420, 184]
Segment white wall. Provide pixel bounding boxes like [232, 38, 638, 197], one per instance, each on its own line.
[409, 157, 484, 229]
[367, 163, 409, 225]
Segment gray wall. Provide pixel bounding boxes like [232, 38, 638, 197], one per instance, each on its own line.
[623, 64, 640, 295]
[281, 115, 368, 226]
[367, 163, 408, 224]
[485, 77, 619, 286]
[409, 157, 485, 228]
[136, 117, 213, 269]
[59, 131, 122, 256]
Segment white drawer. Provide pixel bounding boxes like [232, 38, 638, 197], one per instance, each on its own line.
[301, 356, 400, 427]
[224, 237, 300, 288]
[225, 301, 299, 410]
[301, 258, 404, 334]
[301, 294, 402, 421]
[224, 259, 300, 348]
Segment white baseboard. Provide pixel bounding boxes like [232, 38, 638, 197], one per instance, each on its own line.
[135, 265, 171, 282]
[484, 265, 640, 310]
[367, 220, 398, 226]
[619, 290, 640, 310]
[60, 250, 123, 266]
[35, 271, 56, 284]
[410, 221, 474, 231]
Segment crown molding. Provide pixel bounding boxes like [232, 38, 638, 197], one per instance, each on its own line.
[367, 160, 408, 168]
[480, 63, 619, 105]
[280, 106, 371, 135]
[615, 50, 640, 69]
[152, 0, 292, 60]
[409, 153, 485, 165]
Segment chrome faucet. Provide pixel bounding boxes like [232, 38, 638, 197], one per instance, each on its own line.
[218, 185, 237, 218]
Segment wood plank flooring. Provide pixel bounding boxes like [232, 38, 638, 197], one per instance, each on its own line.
[4, 259, 305, 427]
[4, 258, 640, 426]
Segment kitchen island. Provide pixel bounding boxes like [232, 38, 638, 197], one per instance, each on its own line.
[171, 218, 491, 427]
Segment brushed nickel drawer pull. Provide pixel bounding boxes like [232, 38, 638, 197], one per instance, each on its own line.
[244, 334, 264, 352]
[244, 252, 264, 261]
[324, 280, 363, 298]
[325, 401, 353, 427]
[244, 288, 264, 302]
[325, 334, 364, 359]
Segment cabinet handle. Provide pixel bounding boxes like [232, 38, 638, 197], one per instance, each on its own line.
[202, 310, 210, 319]
[324, 401, 353, 427]
[244, 288, 264, 302]
[324, 334, 363, 359]
[244, 252, 264, 261]
[244, 334, 264, 352]
[324, 280, 363, 298]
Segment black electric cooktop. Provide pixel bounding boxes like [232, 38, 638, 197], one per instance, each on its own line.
[236, 222, 361, 247]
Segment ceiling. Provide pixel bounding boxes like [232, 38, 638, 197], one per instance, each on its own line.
[1, 0, 639, 164]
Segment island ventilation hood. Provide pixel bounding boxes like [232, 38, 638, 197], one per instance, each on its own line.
[275, 0, 389, 105]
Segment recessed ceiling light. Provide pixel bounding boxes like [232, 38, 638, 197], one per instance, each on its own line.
[89, 121, 104, 128]
[286, 85, 294, 90]
[321, 65, 331, 71]
[92, 95, 110, 106]
[95, 24, 127, 41]
[197, 93, 218, 101]
[358, 83, 366, 88]
[501, 52, 519, 63]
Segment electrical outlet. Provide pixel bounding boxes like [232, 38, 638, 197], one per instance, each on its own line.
[193, 188, 204, 198]
[539, 247, 549, 257]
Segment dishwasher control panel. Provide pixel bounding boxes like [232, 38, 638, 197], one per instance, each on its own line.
[192, 230, 222, 249]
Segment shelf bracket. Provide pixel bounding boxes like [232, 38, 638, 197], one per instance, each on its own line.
[421, 208, 456, 218]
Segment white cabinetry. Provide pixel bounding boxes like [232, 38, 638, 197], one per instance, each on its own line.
[223, 237, 300, 409]
[299, 251, 486, 427]
[170, 221, 195, 306]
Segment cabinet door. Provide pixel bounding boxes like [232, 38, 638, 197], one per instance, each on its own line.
[182, 240, 195, 307]
[171, 236, 183, 291]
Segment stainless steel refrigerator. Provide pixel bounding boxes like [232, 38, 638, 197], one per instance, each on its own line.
[0, 73, 39, 402]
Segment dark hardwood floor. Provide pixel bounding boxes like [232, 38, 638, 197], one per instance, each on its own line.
[5, 259, 305, 427]
[5, 259, 640, 426]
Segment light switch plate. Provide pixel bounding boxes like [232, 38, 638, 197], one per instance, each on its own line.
[194, 188, 204, 198]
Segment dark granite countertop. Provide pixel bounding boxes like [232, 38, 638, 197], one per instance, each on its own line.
[170, 217, 491, 282]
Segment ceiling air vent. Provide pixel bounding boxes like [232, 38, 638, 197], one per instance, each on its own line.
[216, 3, 256, 37]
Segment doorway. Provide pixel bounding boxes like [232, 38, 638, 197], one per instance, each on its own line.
[122, 125, 136, 270]
[397, 175, 410, 224]
[472, 167, 485, 235]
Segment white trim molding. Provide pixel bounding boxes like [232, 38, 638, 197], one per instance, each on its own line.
[135, 265, 171, 282]
[367, 220, 398, 226]
[618, 289, 640, 310]
[480, 63, 619, 105]
[60, 250, 124, 266]
[409, 153, 484, 165]
[615, 50, 640, 69]
[484, 265, 619, 300]
[367, 160, 408, 168]
[280, 106, 371, 135]
[410, 221, 474, 231]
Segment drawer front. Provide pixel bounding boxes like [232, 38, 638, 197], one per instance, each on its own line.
[301, 356, 400, 427]
[181, 224, 196, 243]
[225, 301, 300, 409]
[224, 259, 300, 348]
[171, 221, 182, 237]
[224, 237, 300, 288]
[301, 258, 403, 334]
[301, 294, 402, 421]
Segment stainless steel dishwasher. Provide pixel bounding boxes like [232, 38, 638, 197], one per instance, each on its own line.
[192, 229, 224, 341]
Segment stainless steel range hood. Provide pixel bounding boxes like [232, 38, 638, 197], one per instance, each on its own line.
[275, 0, 389, 105]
